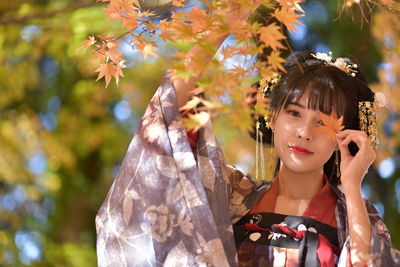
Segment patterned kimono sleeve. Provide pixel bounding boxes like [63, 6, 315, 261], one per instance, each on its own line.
[365, 200, 400, 266]
[96, 79, 240, 266]
[338, 198, 400, 266]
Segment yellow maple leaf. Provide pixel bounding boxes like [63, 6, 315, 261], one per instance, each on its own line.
[142, 44, 157, 59]
[181, 111, 210, 132]
[179, 96, 203, 112]
[267, 51, 286, 72]
[314, 111, 345, 140]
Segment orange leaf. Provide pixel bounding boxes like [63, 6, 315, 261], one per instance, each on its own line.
[314, 112, 344, 140]
[82, 36, 96, 48]
[122, 18, 139, 30]
[172, 0, 185, 8]
[267, 51, 286, 72]
[279, 0, 305, 13]
[95, 62, 116, 87]
[104, 4, 120, 20]
[135, 41, 158, 59]
[258, 23, 286, 51]
[274, 6, 304, 34]
[114, 61, 126, 86]
[95, 61, 125, 87]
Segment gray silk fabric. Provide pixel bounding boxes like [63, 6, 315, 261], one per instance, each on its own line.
[96, 79, 399, 267]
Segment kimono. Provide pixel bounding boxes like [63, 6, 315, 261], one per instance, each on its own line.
[95, 79, 400, 266]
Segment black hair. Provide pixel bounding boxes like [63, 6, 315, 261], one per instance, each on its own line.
[249, 51, 375, 186]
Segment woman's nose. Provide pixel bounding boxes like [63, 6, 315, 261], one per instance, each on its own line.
[296, 123, 313, 141]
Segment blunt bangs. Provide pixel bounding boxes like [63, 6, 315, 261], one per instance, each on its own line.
[271, 65, 350, 119]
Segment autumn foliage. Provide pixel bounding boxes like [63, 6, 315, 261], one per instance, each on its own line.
[84, 0, 305, 131]
[84, 0, 399, 132]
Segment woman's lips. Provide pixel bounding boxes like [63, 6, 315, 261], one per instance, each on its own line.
[289, 146, 314, 155]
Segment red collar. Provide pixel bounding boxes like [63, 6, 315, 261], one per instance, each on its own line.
[250, 175, 337, 228]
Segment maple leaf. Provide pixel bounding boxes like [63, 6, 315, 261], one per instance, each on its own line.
[170, 22, 195, 41]
[135, 41, 158, 59]
[105, 42, 124, 62]
[380, 0, 393, 5]
[179, 96, 203, 112]
[267, 51, 286, 72]
[186, 7, 208, 29]
[279, 0, 305, 13]
[258, 23, 287, 51]
[181, 111, 210, 132]
[82, 36, 96, 48]
[274, 6, 304, 34]
[314, 111, 345, 140]
[159, 20, 177, 42]
[122, 18, 139, 30]
[104, 4, 120, 20]
[114, 60, 126, 86]
[168, 63, 196, 82]
[142, 44, 157, 59]
[95, 62, 116, 87]
[172, 0, 185, 8]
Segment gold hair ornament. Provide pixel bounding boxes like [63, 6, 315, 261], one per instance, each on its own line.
[358, 92, 387, 149]
[259, 73, 280, 129]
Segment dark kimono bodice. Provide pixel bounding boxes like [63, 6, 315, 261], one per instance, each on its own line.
[234, 212, 339, 266]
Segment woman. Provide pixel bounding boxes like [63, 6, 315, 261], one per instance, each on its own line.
[95, 4, 400, 267]
[232, 51, 393, 266]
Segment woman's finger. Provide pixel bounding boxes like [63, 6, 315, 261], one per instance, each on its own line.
[340, 131, 368, 148]
[336, 129, 357, 138]
[337, 137, 352, 160]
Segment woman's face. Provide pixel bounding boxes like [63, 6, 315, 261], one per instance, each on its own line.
[272, 92, 338, 174]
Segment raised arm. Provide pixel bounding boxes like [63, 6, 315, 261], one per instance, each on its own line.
[172, 35, 228, 108]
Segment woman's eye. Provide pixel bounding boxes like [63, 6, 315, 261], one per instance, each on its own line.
[287, 110, 300, 117]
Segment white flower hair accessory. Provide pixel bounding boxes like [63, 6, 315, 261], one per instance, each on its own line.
[311, 51, 358, 77]
[374, 91, 388, 109]
[312, 52, 332, 62]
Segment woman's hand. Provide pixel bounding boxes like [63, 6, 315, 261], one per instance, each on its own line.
[336, 130, 376, 190]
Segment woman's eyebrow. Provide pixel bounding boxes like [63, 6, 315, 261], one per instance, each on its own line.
[288, 102, 306, 109]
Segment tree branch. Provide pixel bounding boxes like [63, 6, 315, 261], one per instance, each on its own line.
[0, 1, 99, 25]
[367, 0, 400, 15]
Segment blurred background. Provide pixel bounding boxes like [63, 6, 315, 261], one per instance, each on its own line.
[0, 0, 399, 266]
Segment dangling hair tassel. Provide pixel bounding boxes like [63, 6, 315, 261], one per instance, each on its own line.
[335, 150, 340, 179]
[255, 120, 260, 180]
[260, 129, 266, 181]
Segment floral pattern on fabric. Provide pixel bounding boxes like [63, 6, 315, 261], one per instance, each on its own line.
[96, 79, 400, 267]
